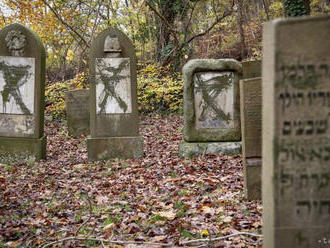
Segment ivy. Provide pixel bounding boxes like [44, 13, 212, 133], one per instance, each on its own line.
[283, 0, 310, 16]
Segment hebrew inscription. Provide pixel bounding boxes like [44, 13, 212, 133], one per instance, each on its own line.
[95, 58, 131, 114]
[275, 56, 330, 228]
[0, 56, 35, 115]
[194, 72, 234, 129]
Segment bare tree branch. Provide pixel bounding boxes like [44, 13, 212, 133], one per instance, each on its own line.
[185, 6, 234, 45]
[41, 0, 90, 48]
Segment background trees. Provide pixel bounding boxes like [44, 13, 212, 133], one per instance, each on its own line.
[0, 0, 328, 81]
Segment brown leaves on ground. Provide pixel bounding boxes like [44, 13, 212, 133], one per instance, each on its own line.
[0, 115, 262, 247]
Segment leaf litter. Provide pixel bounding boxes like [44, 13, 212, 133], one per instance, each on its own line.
[0, 115, 262, 247]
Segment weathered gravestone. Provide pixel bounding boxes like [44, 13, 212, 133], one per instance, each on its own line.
[242, 60, 261, 79]
[0, 23, 46, 162]
[65, 89, 90, 136]
[179, 59, 242, 158]
[240, 77, 262, 200]
[262, 15, 330, 247]
[87, 28, 143, 160]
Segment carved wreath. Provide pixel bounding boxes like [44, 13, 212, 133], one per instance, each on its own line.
[5, 30, 27, 56]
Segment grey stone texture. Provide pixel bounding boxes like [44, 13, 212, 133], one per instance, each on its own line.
[183, 59, 242, 142]
[240, 77, 262, 200]
[242, 60, 261, 79]
[87, 27, 143, 160]
[65, 89, 90, 136]
[262, 15, 330, 248]
[0, 23, 46, 162]
[179, 141, 241, 159]
[87, 136, 143, 161]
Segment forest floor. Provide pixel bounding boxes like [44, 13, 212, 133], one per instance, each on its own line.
[0, 115, 262, 248]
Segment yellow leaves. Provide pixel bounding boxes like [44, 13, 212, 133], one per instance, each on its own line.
[137, 65, 183, 113]
[66, 49, 75, 61]
[200, 229, 209, 238]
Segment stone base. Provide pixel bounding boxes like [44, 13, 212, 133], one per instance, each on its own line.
[0, 135, 47, 163]
[87, 136, 143, 161]
[179, 141, 241, 158]
[243, 157, 261, 200]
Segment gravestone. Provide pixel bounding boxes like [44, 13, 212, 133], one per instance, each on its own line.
[242, 60, 261, 79]
[65, 89, 90, 136]
[87, 28, 143, 160]
[262, 16, 330, 247]
[0, 23, 46, 162]
[179, 59, 242, 158]
[240, 77, 262, 200]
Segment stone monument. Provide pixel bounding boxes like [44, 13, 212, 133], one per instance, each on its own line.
[0, 23, 46, 162]
[240, 77, 262, 200]
[242, 60, 261, 79]
[87, 28, 143, 160]
[179, 59, 242, 158]
[65, 89, 90, 136]
[263, 15, 330, 247]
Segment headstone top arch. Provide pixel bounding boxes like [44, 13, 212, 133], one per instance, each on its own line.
[0, 23, 46, 162]
[87, 27, 142, 160]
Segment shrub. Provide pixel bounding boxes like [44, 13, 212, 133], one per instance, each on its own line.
[45, 72, 88, 119]
[137, 64, 183, 114]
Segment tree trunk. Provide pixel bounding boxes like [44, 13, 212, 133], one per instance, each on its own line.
[237, 0, 247, 60]
[154, 0, 176, 62]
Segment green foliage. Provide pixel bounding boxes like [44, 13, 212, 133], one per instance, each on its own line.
[269, 2, 284, 18]
[45, 72, 88, 119]
[137, 64, 183, 114]
[283, 0, 310, 16]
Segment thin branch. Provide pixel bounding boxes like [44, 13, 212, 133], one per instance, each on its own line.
[74, 193, 93, 236]
[41, 0, 90, 48]
[39, 232, 262, 248]
[185, 7, 233, 45]
[39, 237, 174, 248]
[184, 0, 199, 36]
[180, 232, 263, 245]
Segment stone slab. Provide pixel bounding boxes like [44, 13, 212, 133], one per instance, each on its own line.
[87, 136, 143, 161]
[183, 59, 242, 142]
[194, 71, 235, 129]
[242, 60, 261, 79]
[179, 141, 241, 158]
[0, 23, 46, 139]
[65, 89, 90, 136]
[0, 56, 35, 114]
[95, 58, 132, 114]
[243, 157, 261, 200]
[262, 15, 330, 248]
[0, 134, 46, 163]
[89, 28, 139, 138]
[240, 77, 262, 158]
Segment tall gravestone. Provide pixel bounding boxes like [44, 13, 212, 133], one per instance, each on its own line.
[240, 77, 262, 200]
[263, 16, 330, 247]
[65, 89, 90, 136]
[0, 23, 46, 162]
[179, 59, 242, 158]
[87, 28, 143, 160]
[242, 60, 261, 79]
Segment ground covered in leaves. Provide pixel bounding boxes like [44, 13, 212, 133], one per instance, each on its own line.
[0, 115, 262, 247]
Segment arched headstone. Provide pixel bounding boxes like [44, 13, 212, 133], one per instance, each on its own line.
[0, 23, 46, 162]
[87, 27, 143, 160]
